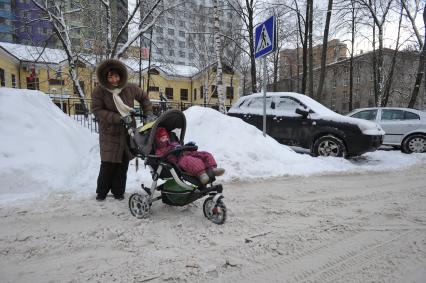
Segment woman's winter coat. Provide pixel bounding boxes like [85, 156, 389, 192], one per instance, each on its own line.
[91, 59, 153, 163]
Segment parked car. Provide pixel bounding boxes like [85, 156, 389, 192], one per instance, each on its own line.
[228, 92, 384, 157]
[346, 107, 426, 153]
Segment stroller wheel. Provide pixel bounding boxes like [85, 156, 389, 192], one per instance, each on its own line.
[129, 193, 150, 219]
[203, 196, 227, 225]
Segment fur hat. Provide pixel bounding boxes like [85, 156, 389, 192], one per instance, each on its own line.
[96, 59, 128, 89]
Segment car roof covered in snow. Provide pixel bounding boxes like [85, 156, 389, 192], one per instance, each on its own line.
[231, 92, 338, 116]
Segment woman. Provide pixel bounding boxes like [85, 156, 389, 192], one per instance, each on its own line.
[91, 59, 153, 201]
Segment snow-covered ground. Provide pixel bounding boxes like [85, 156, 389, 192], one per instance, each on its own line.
[1, 88, 426, 282]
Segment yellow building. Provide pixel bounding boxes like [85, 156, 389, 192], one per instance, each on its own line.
[1, 42, 241, 116]
[139, 62, 241, 111]
[0, 42, 97, 114]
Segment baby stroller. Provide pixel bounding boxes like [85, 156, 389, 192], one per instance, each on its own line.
[125, 109, 227, 224]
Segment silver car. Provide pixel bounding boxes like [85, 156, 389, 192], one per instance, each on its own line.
[347, 107, 426, 153]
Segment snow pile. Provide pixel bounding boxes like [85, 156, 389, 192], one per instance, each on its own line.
[0, 89, 425, 204]
[0, 88, 97, 201]
[183, 107, 425, 179]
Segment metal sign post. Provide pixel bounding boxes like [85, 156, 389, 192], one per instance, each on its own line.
[262, 57, 267, 137]
[254, 15, 277, 137]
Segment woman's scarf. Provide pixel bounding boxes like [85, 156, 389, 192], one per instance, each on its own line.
[107, 88, 132, 117]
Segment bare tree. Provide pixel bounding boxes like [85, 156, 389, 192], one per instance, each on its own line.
[227, 0, 261, 93]
[316, 0, 334, 100]
[98, 0, 165, 59]
[402, 0, 426, 108]
[31, 0, 88, 113]
[308, 0, 314, 96]
[355, 0, 394, 106]
[382, 5, 404, 106]
[213, 0, 225, 113]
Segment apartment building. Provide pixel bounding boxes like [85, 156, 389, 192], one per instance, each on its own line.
[140, 0, 240, 67]
[0, 0, 128, 49]
[0, 0, 13, 43]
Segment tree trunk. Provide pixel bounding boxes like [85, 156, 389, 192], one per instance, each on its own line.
[301, 1, 309, 94]
[383, 7, 403, 107]
[372, 21, 379, 106]
[377, 26, 384, 106]
[247, 0, 257, 93]
[349, 2, 355, 112]
[316, 0, 333, 100]
[308, 0, 314, 97]
[408, 4, 426, 108]
[213, 0, 225, 113]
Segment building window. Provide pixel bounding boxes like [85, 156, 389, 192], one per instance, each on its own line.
[168, 28, 174, 36]
[226, 86, 234, 99]
[148, 86, 159, 92]
[178, 41, 185, 48]
[167, 17, 174, 24]
[167, 39, 174, 47]
[179, 30, 185, 37]
[179, 51, 185, 58]
[169, 50, 174, 56]
[165, 87, 173, 100]
[179, 21, 185, 27]
[26, 77, 39, 90]
[211, 85, 217, 97]
[155, 26, 163, 33]
[200, 86, 204, 98]
[194, 88, 197, 100]
[11, 74, 16, 88]
[49, 78, 64, 85]
[0, 68, 5, 87]
[180, 89, 188, 101]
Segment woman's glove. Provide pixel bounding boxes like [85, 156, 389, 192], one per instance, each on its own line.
[184, 141, 196, 146]
[121, 115, 132, 125]
[144, 114, 157, 123]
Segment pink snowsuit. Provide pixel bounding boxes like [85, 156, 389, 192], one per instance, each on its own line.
[154, 128, 217, 177]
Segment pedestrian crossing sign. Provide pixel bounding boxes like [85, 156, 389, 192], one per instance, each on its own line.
[254, 15, 276, 59]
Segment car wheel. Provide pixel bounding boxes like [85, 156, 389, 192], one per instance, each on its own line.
[313, 135, 347, 157]
[401, 134, 426, 153]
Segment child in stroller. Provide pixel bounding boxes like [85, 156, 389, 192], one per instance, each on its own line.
[125, 109, 227, 224]
[154, 127, 225, 185]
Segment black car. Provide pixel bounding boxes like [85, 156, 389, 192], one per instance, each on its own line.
[227, 92, 384, 157]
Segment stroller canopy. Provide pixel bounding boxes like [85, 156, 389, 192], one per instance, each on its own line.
[137, 109, 186, 156]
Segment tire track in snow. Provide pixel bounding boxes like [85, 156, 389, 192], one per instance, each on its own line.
[216, 229, 426, 283]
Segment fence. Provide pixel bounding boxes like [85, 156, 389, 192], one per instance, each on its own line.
[50, 96, 226, 133]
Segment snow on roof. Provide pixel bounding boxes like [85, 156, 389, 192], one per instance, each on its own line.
[120, 57, 150, 72]
[0, 42, 67, 64]
[119, 59, 199, 78]
[151, 63, 199, 78]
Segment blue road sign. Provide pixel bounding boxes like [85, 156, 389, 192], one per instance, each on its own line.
[254, 15, 276, 59]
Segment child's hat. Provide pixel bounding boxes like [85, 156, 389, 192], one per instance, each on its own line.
[155, 127, 169, 140]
